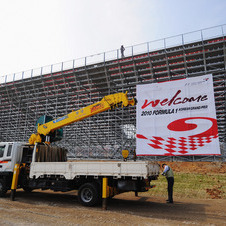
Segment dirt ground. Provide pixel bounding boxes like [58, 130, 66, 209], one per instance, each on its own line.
[0, 162, 225, 225]
[158, 161, 226, 174]
[0, 190, 225, 226]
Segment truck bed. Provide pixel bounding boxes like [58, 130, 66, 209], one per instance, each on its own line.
[29, 160, 160, 179]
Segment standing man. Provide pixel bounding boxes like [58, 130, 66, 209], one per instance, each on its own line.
[162, 163, 174, 203]
[120, 45, 125, 58]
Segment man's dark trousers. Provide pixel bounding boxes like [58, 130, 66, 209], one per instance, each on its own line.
[167, 177, 174, 202]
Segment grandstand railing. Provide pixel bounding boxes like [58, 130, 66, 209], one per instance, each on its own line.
[1, 24, 226, 84]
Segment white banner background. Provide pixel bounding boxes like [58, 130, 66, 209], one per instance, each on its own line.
[136, 74, 221, 156]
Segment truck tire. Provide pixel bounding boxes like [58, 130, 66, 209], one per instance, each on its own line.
[0, 179, 7, 197]
[78, 183, 100, 206]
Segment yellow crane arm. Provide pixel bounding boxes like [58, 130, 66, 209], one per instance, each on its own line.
[29, 92, 135, 144]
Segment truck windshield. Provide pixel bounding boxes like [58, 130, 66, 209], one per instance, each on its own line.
[0, 145, 5, 158]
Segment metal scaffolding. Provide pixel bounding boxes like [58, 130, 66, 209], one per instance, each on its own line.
[0, 25, 226, 160]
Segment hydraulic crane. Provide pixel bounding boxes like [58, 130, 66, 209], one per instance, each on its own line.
[29, 92, 135, 145]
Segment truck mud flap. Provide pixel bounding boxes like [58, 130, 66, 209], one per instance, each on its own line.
[117, 180, 137, 191]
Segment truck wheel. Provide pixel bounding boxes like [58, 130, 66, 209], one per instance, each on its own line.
[78, 183, 100, 206]
[0, 179, 7, 197]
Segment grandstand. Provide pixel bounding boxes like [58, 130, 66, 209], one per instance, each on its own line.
[0, 25, 225, 160]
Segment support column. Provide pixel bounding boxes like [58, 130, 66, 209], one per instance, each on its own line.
[10, 164, 21, 201]
[102, 177, 108, 210]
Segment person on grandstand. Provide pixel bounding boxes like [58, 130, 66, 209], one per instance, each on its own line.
[162, 163, 174, 203]
[120, 45, 125, 58]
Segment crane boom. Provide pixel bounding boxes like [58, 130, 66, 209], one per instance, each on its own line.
[29, 92, 135, 144]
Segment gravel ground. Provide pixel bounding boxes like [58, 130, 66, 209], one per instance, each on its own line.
[0, 190, 225, 225]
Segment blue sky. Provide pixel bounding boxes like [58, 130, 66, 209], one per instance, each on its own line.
[0, 0, 226, 77]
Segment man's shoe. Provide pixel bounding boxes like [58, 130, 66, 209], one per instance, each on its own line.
[166, 200, 173, 204]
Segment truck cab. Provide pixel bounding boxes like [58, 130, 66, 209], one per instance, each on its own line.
[0, 142, 33, 196]
[0, 142, 23, 172]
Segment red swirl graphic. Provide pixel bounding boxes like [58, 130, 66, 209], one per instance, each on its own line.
[167, 117, 218, 137]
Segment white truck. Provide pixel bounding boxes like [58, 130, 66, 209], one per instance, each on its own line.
[0, 92, 160, 208]
[0, 142, 159, 208]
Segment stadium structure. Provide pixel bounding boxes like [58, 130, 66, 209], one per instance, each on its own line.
[0, 25, 225, 161]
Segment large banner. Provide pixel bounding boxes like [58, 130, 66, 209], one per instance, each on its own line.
[136, 74, 221, 156]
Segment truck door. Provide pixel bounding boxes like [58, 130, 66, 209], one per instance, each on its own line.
[0, 143, 13, 172]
